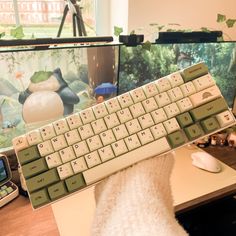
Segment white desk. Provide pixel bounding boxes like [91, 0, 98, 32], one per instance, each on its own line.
[51, 145, 236, 236]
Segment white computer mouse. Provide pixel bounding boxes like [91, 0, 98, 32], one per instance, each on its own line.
[191, 151, 222, 173]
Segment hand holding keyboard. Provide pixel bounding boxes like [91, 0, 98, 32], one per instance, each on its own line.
[13, 62, 236, 209]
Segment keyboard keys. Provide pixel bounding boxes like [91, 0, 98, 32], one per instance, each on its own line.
[181, 62, 208, 82]
[57, 163, 74, 180]
[18, 146, 40, 165]
[71, 157, 88, 174]
[216, 110, 235, 127]
[168, 72, 184, 87]
[22, 158, 48, 179]
[130, 87, 146, 102]
[176, 112, 193, 128]
[201, 117, 220, 133]
[65, 173, 86, 192]
[168, 130, 186, 148]
[83, 137, 171, 185]
[13, 62, 236, 209]
[190, 97, 228, 121]
[30, 189, 50, 208]
[192, 74, 215, 91]
[184, 124, 204, 140]
[53, 119, 69, 135]
[48, 182, 67, 200]
[189, 85, 221, 107]
[26, 168, 59, 192]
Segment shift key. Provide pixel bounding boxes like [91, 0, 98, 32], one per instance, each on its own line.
[26, 169, 59, 192]
[190, 97, 228, 121]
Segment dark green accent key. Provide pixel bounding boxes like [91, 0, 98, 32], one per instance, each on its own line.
[190, 98, 228, 121]
[22, 158, 48, 179]
[181, 62, 208, 82]
[30, 189, 50, 208]
[184, 124, 204, 140]
[65, 173, 86, 192]
[18, 146, 40, 165]
[26, 169, 59, 193]
[167, 130, 186, 148]
[176, 112, 193, 128]
[48, 182, 68, 200]
[201, 117, 220, 133]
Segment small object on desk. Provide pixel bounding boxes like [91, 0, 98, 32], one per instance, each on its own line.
[191, 151, 221, 173]
[0, 154, 19, 207]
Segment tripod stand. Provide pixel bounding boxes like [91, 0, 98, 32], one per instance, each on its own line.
[57, 0, 87, 37]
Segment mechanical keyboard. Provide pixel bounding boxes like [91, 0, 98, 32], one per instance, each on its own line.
[12, 62, 236, 209]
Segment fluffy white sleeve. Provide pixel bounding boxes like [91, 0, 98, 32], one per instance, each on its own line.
[91, 153, 188, 236]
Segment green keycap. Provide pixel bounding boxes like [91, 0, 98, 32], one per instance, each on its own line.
[184, 124, 204, 140]
[201, 117, 220, 133]
[26, 169, 59, 193]
[18, 146, 40, 165]
[190, 98, 228, 122]
[0, 190, 7, 198]
[48, 182, 68, 200]
[22, 158, 48, 179]
[30, 189, 50, 208]
[1, 185, 7, 191]
[6, 187, 13, 194]
[181, 62, 208, 82]
[65, 173, 86, 192]
[176, 112, 193, 128]
[167, 130, 186, 148]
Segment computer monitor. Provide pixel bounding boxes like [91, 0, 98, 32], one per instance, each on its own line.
[118, 41, 236, 109]
[0, 41, 119, 155]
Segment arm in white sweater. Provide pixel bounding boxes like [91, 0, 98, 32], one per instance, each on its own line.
[91, 153, 188, 236]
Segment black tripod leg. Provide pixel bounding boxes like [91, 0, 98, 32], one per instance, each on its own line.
[57, 5, 69, 37]
[73, 14, 77, 36]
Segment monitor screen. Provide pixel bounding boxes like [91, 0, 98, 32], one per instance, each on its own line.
[0, 44, 119, 153]
[0, 159, 8, 182]
[118, 42, 236, 108]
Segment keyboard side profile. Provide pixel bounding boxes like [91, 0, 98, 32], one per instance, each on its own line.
[12, 62, 236, 209]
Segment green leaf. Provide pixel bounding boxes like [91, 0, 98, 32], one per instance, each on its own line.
[30, 71, 53, 83]
[200, 27, 211, 32]
[149, 23, 158, 26]
[0, 32, 5, 38]
[114, 26, 123, 36]
[10, 25, 25, 39]
[130, 30, 135, 35]
[217, 14, 226, 23]
[142, 40, 152, 51]
[157, 25, 165, 31]
[226, 19, 236, 28]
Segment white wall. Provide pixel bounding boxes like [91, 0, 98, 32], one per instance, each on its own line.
[128, 0, 236, 40]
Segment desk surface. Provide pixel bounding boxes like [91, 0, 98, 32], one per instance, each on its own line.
[51, 145, 236, 236]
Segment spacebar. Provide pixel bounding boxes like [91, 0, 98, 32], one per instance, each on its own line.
[83, 137, 171, 185]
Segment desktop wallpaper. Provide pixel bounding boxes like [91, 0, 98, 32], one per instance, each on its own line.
[0, 159, 7, 182]
[0, 46, 119, 152]
[118, 42, 236, 108]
